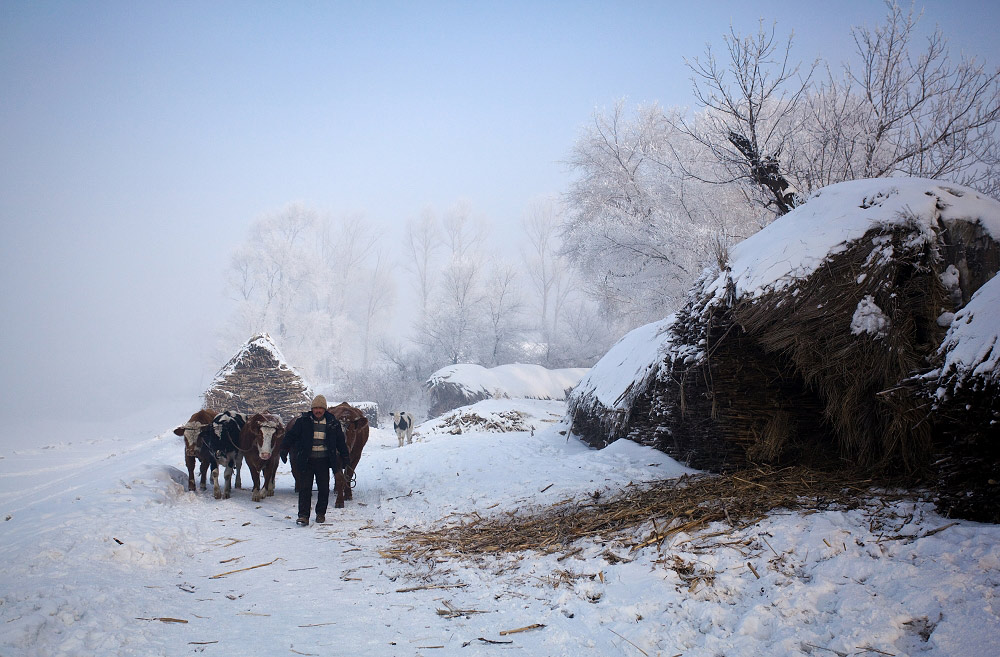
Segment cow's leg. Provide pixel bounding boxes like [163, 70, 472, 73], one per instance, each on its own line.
[223, 462, 233, 499]
[396, 430, 404, 448]
[407, 428, 413, 445]
[212, 465, 222, 499]
[344, 466, 353, 501]
[264, 460, 277, 497]
[185, 452, 197, 492]
[333, 470, 346, 508]
[234, 453, 244, 489]
[199, 459, 209, 490]
[250, 463, 264, 502]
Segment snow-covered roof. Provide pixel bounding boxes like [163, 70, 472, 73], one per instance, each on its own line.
[426, 363, 588, 401]
[938, 273, 1000, 386]
[570, 315, 676, 411]
[704, 178, 1000, 302]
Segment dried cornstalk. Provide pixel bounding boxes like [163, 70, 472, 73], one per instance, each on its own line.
[208, 557, 280, 579]
[499, 623, 545, 636]
[137, 617, 188, 623]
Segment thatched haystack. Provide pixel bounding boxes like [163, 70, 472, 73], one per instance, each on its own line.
[203, 333, 312, 421]
[924, 274, 1000, 522]
[426, 363, 588, 418]
[572, 179, 1000, 520]
[567, 316, 676, 448]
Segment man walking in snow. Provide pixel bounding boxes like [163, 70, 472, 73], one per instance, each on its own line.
[281, 395, 350, 526]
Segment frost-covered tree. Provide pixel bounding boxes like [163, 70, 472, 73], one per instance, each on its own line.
[403, 208, 442, 319]
[411, 202, 490, 365]
[676, 2, 1000, 212]
[221, 204, 397, 384]
[562, 1, 999, 348]
[522, 197, 576, 363]
[562, 101, 738, 327]
[798, 1, 1000, 196]
[481, 261, 525, 366]
[357, 249, 396, 370]
[222, 202, 316, 344]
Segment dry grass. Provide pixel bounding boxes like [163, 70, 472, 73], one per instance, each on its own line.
[383, 466, 912, 561]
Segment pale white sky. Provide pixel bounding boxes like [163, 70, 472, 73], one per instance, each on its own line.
[1, 0, 997, 424]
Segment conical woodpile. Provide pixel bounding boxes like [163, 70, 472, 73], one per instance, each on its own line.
[203, 333, 312, 421]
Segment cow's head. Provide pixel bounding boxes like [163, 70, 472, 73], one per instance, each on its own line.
[175, 421, 208, 456]
[211, 412, 245, 462]
[252, 414, 283, 461]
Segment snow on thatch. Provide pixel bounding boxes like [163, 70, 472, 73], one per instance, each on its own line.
[203, 333, 312, 421]
[566, 316, 677, 448]
[935, 272, 1000, 389]
[575, 178, 1000, 521]
[425, 363, 588, 418]
[926, 273, 1000, 522]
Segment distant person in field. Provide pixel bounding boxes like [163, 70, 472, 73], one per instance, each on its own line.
[281, 394, 350, 526]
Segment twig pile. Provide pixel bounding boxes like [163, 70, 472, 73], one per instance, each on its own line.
[385, 466, 913, 560]
[428, 410, 533, 435]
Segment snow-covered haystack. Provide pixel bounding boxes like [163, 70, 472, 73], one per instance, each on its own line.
[584, 179, 1000, 519]
[425, 363, 588, 418]
[566, 316, 676, 448]
[924, 273, 1000, 521]
[203, 333, 312, 421]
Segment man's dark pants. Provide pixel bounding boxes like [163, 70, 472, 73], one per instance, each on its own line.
[298, 456, 331, 520]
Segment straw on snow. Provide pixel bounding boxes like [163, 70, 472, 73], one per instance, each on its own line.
[384, 466, 913, 560]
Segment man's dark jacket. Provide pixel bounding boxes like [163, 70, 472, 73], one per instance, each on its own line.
[282, 411, 351, 471]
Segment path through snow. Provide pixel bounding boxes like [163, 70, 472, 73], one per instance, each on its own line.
[1, 399, 998, 656]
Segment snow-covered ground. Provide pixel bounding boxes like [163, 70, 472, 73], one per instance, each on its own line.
[1, 399, 998, 657]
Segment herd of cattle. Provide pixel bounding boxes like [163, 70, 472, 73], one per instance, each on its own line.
[173, 404, 416, 506]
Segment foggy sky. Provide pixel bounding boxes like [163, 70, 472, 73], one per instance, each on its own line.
[2, 0, 997, 427]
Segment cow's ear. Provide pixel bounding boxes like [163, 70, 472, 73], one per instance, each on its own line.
[173, 427, 184, 436]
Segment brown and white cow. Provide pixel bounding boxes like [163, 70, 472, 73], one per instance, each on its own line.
[329, 401, 370, 506]
[239, 412, 285, 502]
[173, 409, 217, 492]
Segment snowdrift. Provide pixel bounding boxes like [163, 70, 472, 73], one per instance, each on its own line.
[569, 178, 1000, 521]
[425, 363, 588, 417]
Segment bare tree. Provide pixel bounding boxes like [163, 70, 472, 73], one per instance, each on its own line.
[482, 261, 525, 366]
[522, 197, 562, 354]
[673, 21, 817, 216]
[676, 4, 1000, 209]
[403, 208, 441, 318]
[803, 1, 1000, 195]
[411, 203, 490, 365]
[441, 200, 488, 263]
[358, 249, 396, 369]
[239, 203, 317, 338]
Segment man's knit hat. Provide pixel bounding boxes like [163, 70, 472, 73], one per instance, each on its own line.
[311, 395, 328, 410]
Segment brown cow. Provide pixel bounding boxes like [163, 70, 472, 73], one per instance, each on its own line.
[173, 409, 217, 492]
[239, 412, 285, 502]
[328, 402, 370, 505]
